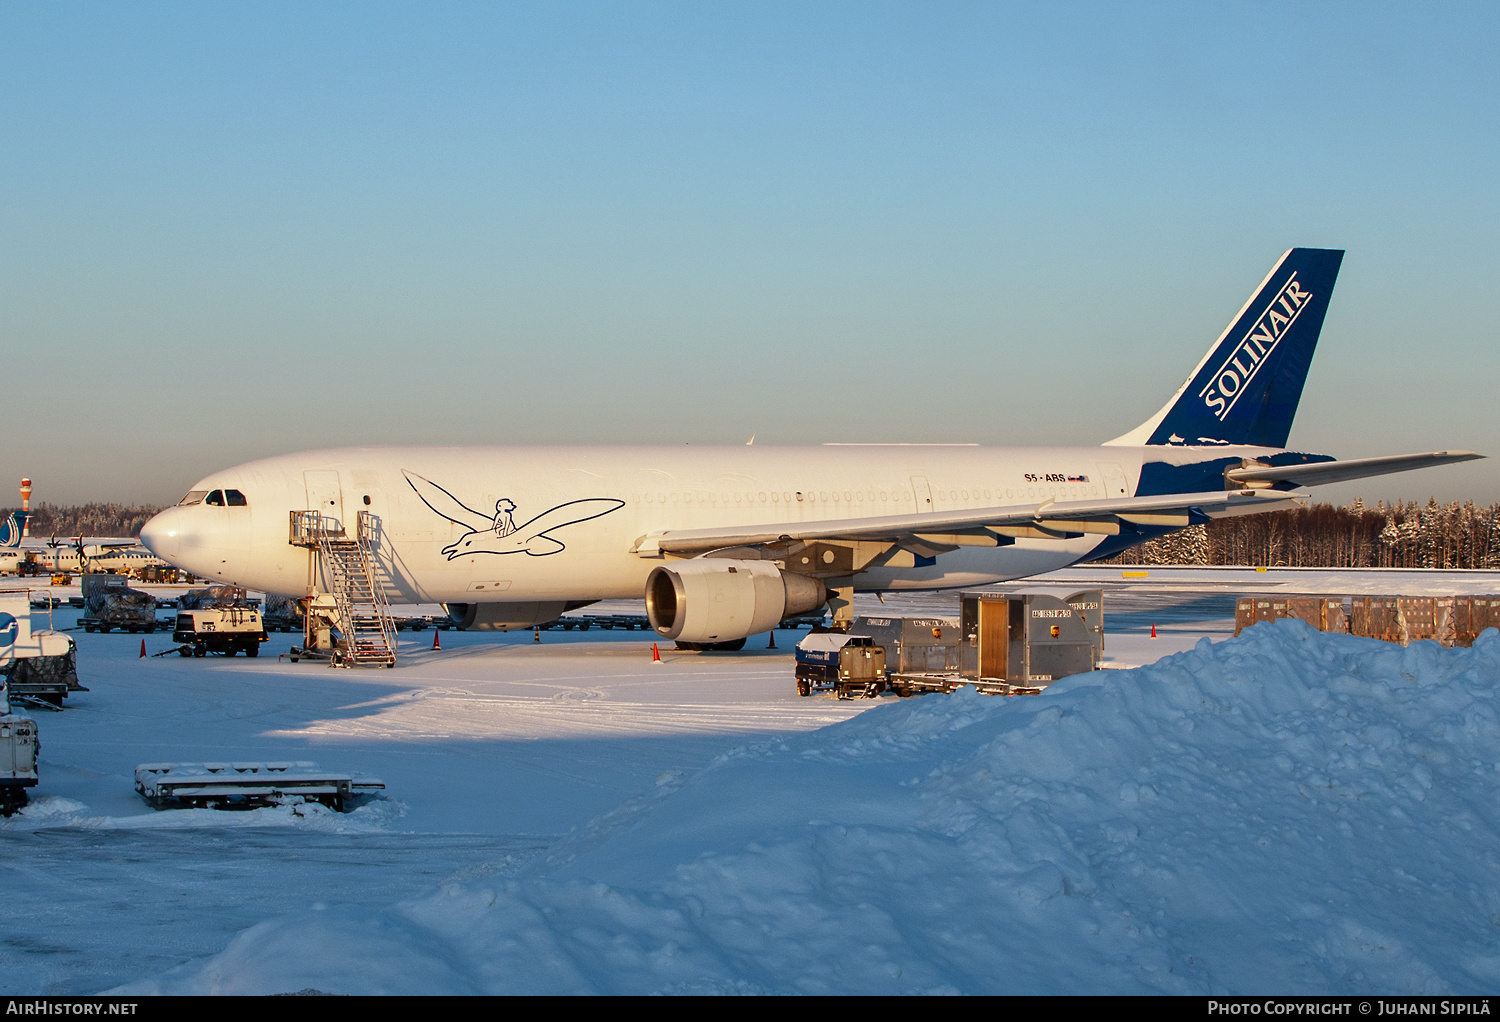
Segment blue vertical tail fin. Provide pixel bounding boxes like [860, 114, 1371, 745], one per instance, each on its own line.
[1105, 247, 1344, 448]
[0, 513, 25, 548]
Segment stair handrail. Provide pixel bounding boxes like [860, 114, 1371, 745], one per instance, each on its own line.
[355, 511, 398, 665]
[314, 532, 359, 663]
[289, 510, 346, 546]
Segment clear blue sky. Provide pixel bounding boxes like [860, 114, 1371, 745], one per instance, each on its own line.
[3, 1, 1496, 507]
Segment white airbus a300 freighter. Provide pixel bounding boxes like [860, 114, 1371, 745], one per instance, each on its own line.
[141, 249, 1481, 649]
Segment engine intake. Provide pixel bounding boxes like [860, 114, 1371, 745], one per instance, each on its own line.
[645, 560, 827, 643]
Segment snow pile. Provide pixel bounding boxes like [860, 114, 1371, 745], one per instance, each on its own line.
[120, 623, 1500, 994]
[4, 795, 405, 833]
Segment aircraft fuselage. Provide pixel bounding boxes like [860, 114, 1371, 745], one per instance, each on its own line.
[140, 443, 1286, 602]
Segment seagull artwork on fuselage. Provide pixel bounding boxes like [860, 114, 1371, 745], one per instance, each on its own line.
[141, 248, 1483, 651]
[402, 470, 625, 559]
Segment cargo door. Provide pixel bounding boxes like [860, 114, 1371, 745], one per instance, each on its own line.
[304, 471, 345, 531]
[910, 476, 933, 513]
[1065, 589, 1104, 661]
[977, 598, 1008, 681]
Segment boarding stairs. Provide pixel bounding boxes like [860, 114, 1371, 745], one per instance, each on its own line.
[289, 510, 398, 668]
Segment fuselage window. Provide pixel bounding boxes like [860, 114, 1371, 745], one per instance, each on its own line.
[204, 490, 226, 506]
[177, 490, 209, 506]
[225, 489, 248, 507]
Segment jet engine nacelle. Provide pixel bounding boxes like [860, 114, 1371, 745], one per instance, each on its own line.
[444, 601, 569, 631]
[645, 559, 827, 644]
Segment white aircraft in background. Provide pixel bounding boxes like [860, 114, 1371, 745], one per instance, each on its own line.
[141, 249, 1481, 649]
[2, 537, 166, 575]
[73, 543, 167, 574]
[3, 510, 164, 577]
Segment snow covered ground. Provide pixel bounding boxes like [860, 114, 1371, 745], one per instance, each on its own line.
[4, 567, 1500, 994]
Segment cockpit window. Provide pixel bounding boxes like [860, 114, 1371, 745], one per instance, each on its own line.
[224, 489, 248, 506]
[177, 490, 209, 506]
[204, 490, 225, 506]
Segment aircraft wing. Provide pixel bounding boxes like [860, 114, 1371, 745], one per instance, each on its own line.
[1225, 451, 1484, 489]
[632, 488, 1304, 556]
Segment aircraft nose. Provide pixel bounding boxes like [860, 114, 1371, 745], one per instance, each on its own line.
[139, 508, 182, 560]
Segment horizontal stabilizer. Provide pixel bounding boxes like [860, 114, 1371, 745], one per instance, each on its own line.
[1225, 451, 1484, 489]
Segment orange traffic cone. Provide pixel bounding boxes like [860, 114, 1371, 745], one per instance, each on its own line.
[432, 628, 441, 651]
[1150, 623, 1157, 639]
[652, 643, 661, 663]
[767, 630, 776, 649]
[139, 639, 147, 658]
[533, 628, 540, 643]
